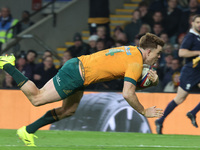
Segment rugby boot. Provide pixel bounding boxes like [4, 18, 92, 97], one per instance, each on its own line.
[155, 119, 163, 134]
[0, 54, 15, 69]
[17, 126, 38, 146]
[186, 112, 198, 128]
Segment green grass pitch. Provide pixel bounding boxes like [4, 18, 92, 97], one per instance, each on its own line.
[0, 129, 200, 150]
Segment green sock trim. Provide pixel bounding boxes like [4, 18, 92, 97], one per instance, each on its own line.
[3, 64, 28, 88]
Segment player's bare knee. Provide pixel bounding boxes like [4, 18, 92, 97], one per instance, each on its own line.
[28, 94, 45, 107]
[29, 98, 42, 107]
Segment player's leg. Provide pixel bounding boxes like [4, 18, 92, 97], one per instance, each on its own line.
[54, 90, 84, 119]
[1, 55, 61, 106]
[155, 86, 188, 134]
[20, 78, 61, 106]
[26, 90, 83, 133]
[173, 86, 189, 104]
[17, 90, 84, 146]
[184, 67, 200, 128]
[186, 102, 200, 128]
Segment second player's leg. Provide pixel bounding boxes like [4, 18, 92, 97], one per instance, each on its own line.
[155, 86, 189, 134]
[174, 86, 189, 105]
[17, 90, 84, 146]
[25, 90, 84, 134]
[54, 90, 84, 120]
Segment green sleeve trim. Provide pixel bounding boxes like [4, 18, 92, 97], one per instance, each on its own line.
[124, 77, 137, 86]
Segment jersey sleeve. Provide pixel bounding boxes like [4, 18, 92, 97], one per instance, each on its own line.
[180, 34, 193, 50]
[124, 62, 143, 86]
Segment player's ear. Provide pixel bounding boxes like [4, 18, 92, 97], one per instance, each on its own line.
[147, 49, 151, 56]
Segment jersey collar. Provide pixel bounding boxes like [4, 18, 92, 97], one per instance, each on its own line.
[189, 28, 200, 37]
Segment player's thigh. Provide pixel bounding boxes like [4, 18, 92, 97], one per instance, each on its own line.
[62, 90, 84, 110]
[55, 91, 84, 119]
[174, 86, 189, 105]
[39, 78, 62, 104]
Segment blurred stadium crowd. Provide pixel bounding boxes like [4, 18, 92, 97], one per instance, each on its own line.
[0, 0, 200, 93]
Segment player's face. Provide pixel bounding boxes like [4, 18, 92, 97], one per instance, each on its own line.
[146, 45, 162, 66]
[192, 17, 200, 34]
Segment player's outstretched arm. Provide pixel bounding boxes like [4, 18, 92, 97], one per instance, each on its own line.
[123, 81, 163, 118]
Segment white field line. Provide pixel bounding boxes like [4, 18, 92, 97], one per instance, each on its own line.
[0, 144, 200, 148]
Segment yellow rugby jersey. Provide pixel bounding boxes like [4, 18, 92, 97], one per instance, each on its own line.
[78, 46, 143, 86]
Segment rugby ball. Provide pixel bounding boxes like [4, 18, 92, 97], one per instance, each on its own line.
[137, 65, 152, 88]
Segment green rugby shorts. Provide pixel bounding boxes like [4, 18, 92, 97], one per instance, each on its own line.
[53, 58, 84, 99]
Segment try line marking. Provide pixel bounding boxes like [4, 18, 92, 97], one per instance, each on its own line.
[0, 145, 200, 148]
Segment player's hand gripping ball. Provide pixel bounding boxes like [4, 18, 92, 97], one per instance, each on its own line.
[137, 65, 152, 88]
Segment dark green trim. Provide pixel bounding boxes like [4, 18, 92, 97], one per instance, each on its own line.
[124, 77, 136, 86]
[137, 47, 143, 57]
